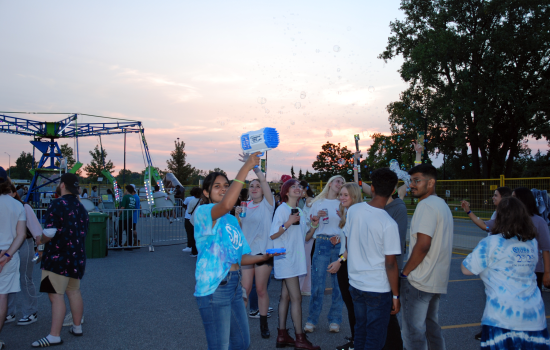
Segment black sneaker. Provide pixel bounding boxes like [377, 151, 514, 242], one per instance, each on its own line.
[4, 314, 15, 324]
[17, 313, 38, 326]
[474, 331, 482, 341]
[248, 310, 271, 318]
[336, 337, 354, 350]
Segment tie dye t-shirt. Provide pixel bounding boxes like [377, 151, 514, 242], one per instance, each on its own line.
[463, 234, 546, 331]
[42, 195, 89, 280]
[194, 204, 251, 297]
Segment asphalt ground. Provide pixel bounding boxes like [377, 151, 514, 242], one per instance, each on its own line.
[3, 221, 550, 349]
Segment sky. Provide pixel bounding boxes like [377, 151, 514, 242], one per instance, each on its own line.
[1, 0, 548, 182]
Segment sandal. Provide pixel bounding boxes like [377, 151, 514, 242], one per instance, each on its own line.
[31, 338, 64, 347]
[69, 328, 83, 337]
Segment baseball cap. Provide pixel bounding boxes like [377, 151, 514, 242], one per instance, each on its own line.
[280, 175, 292, 183]
[0, 167, 7, 183]
[60, 173, 80, 195]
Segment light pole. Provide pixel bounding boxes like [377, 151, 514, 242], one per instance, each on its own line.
[4, 152, 10, 177]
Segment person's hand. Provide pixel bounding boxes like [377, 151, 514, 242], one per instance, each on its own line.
[327, 260, 341, 274]
[242, 152, 261, 171]
[336, 210, 343, 218]
[543, 272, 550, 288]
[309, 214, 320, 227]
[238, 153, 250, 163]
[329, 236, 341, 246]
[412, 141, 423, 153]
[265, 251, 286, 259]
[461, 200, 471, 213]
[0, 251, 10, 272]
[391, 298, 401, 315]
[317, 210, 328, 218]
[235, 206, 243, 216]
[287, 213, 300, 226]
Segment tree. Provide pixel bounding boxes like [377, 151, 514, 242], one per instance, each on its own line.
[298, 169, 304, 180]
[166, 139, 195, 184]
[83, 145, 115, 182]
[380, 0, 550, 177]
[56, 144, 81, 175]
[291, 166, 296, 179]
[11, 152, 34, 180]
[312, 142, 354, 181]
[116, 169, 142, 185]
[212, 168, 227, 175]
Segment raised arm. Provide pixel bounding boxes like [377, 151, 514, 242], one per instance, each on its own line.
[210, 152, 261, 221]
[240, 153, 273, 206]
[461, 200, 489, 231]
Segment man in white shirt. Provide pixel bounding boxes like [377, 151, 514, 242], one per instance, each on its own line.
[344, 168, 401, 350]
[400, 164, 453, 350]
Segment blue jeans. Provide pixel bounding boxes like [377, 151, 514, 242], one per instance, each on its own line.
[400, 279, 445, 350]
[195, 271, 250, 350]
[307, 237, 343, 325]
[350, 286, 392, 350]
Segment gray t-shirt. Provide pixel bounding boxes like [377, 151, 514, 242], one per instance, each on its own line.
[385, 198, 408, 268]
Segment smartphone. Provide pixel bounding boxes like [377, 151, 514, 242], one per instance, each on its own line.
[291, 208, 300, 225]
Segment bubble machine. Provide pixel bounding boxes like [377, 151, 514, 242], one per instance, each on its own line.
[240, 127, 280, 155]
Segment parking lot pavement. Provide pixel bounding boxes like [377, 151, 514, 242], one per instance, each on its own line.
[3, 245, 550, 350]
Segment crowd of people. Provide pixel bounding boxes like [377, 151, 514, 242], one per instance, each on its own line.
[1, 139, 550, 350]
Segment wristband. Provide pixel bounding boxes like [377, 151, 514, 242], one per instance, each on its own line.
[233, 179, 246, 185]
[310, 223, 319, 229]
[281, 224, 287, 231]
[339, 255, 346, 262]
[393, 295, 399, 300]
[466, 210, 472, 215]
[3, 252, 11, 258]
[414, 161, 421, 164]
[400, 272, 407, 278]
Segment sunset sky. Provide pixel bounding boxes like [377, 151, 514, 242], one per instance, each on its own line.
[1, 1, 548, 182]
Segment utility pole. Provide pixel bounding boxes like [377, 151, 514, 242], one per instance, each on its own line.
[4, 152, 10, 177]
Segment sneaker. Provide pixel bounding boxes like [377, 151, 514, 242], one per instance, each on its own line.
[190, 254, 198, 258]
[63, 313, 84, 327]
[474, 331, 482, 341]
[248, 310, 272, 318]
[4, 314, 15, 324]
[304, 322, 315, 333]
[301, 291, 311, 296]
[268, 307, 274, 313]
[0, 340, 5, 349]
[17, 313, 37, 326]
[336, 337, 354, 350]
[329, 323, 340, 333]
[182, 247, 192, 252]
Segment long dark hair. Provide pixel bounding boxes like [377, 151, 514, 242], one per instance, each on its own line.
[492, 197, 536, 241]
[496, 186, 512, 198]
[202, 172, 230, 204]
[513, 187, 539, 216]
[300, 180, 314, 198]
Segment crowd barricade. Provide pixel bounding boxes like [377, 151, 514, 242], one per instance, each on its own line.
[148, 202, 187, 249]
[104, 208, 152, 250]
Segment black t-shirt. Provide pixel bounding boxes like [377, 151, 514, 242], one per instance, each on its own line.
[42, 195, 89, 279]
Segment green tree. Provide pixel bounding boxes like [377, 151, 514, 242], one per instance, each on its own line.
[83, 145, 115, 182]
[11, 152, 34, 180]
[380, 0, 550, 177]
[56, 144, 81, 175]
[166, 139, 195, 183]
[298, 168, 303, 180]
[291, 166, 296, 179]
[312, 142, 354, 181]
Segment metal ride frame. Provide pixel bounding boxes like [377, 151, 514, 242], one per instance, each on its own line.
[0, 112, 166, 212]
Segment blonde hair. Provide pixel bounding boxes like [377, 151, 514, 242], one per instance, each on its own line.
[310, 175, 345, 206]
[338, 183, 363, 229]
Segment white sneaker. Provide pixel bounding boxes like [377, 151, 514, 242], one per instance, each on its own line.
[63, 313, 84, 327]
[329, 323, 340, 333]
[182, 247, 192, 252]
[4, 314, 15, 324]
[190, 254, 197, 258]
[304, 322, 315, 333]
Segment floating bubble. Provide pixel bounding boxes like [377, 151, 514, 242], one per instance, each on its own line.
[368, 86, 375, 93]
[300, 91, 306, 99]
[469, 163, 472, 166]
[316, 49, 320, 53]
[347, 26, 351, 31]
[347, 169, 353, 175]
[257, 97, 267, 104]
[424, 160, 428, 163]
[389, 159, 398, 167]
[265, 109, 270, 114]
[337, 68, 341, 72]
[462, 166, 465, 170]
[338, 158, 345, 165]
[382, 140, 386, 144]
[454, 207, 458, 211]
[338, 76, 341, 79]
[333, 45, 340, 52]
[294, 102, 302, 109]
[482, 182, 484, 185]
[325, 129, 333, 138]
[290, 121, 295, 125]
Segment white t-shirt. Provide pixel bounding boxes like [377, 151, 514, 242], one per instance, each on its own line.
[183, 196, 194, 220]
[189, 198, 201, 226]
[344, 202, 401, 293]
[240, 194, 275, 255]
[270, 203, 307, 279]
[308, 198, 341, 238]
[408, 195, 454, 294]
[0, 195, 26, 250]
[463, 234, 546, 331]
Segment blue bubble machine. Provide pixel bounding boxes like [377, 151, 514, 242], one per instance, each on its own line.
[240, 127, 280, 155]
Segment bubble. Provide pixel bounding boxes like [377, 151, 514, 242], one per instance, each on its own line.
[347, 169, 353, 175]
[325, 129, 333, 138]
[338, 158, 345, 165]
[295, 102, 301, 109]
[257, 97, 267, 104]
[424, 160, 428, 163]
[482, 182, 484, 185]
[382, 140, 385, 144]
[469, 163, 472, 166]
[338, 76, 341, 79]
[461, 166, 465, 170]
[337, 68, 341, 72]
[214, 149, 217, 153]
[300, 91, 306, 99]
[291, 38, 294, 41]
[454, 207, 458, 211]
[347, 26, 351, 31]
[316, 49, 320, 53]
[254, 118, 257, 120]
[389, 159, 398, 167]
[333, 45, 340, 52]
[265, 109, 270, 114]
[368, 86, 375, 93]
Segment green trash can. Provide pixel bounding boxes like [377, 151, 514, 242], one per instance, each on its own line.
[86, 212, 109, 259]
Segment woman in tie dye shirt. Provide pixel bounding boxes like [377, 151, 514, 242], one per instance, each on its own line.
[462, 197, 550, 350]
[194, 153, 281, 350]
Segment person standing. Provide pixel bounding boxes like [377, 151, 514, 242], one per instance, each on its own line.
[131, 186, 141, 247]
[304, 175, 345, 334]
[344, 168, 402, 350]
[119, 185, 137, 248]
[400, 164, 453, 350]
[0, 171, 27, 350]
[183, 188, 201, 257]
[31, 173, 89, 347]
[298, 180, 315, 296]
[462, 197, 550, 349]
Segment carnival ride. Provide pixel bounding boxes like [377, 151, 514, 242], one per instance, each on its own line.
[0, 112, 165, 210]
